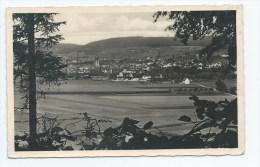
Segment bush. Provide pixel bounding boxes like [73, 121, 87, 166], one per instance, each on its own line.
[95, 96, 238, 149]
[15, 113, 76, 151]
[226, 72, 237, 80]
[230, 87, 237, 95]
[215, 80, 228, 92]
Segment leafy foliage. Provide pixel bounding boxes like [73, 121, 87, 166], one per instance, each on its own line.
[178, 115, 192, 122]
[96, 117, 170, 150]
[15, 114, 75, 151]
[13, 13, 67, 110]
[183, 95, 238, 148]
[15, 96, 238, 150]
[97, 96, 238, 149]
[153, 11, 237, 67]
[95, 95, 237, 150]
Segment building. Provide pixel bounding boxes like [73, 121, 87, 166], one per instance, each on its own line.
[94, 56, 100, 67]
[183, 78, 190, 85]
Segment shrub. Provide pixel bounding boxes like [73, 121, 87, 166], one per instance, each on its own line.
[226, 72, 237, 80]
[95, 96, 238, 149]
[15, 114, 76, 151]
[215, 80, 228, 92]
[230, 87, 237, 95]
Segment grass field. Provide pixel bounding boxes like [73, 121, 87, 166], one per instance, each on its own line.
[14, 80, 236, 137]
[196, 80, 237, 91]
[44, 80, 204, 92]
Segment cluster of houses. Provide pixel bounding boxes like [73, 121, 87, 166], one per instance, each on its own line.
[61, 53, 226, 84]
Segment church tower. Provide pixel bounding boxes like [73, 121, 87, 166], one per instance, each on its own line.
[94, 56, 100, 67]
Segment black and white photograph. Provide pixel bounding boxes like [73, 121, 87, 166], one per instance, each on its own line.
[7, 6, 244, 157]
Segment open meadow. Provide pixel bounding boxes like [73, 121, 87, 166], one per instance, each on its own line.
[14, 80, 236, 137]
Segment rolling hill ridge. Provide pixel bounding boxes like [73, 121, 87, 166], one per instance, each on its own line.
[52, 36, 213, 59]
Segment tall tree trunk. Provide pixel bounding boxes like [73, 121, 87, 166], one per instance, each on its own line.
[27, 13, 37, 150]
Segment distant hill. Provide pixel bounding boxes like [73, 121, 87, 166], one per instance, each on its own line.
[52, 43, 83, 54]
[85, 36, 211, 49]
[52, 36, 213, 59]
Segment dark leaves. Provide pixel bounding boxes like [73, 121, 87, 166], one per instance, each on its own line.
[13, 13, 67, 111]
[178, 115, 192, 122]
[123, 117, 139, 125]
[143, 121, 153, 130]
[189, 95, 199, 101]
[222, 99, 237, 124]
[51, 127, 63, 134]
[103, 127, 117, 137]
[202, 133, 217, 140]
[153, 11, 237, 67]
[206, 108, 222, 120]
[196, 107, 205, 120]
[211, 130, 238, 148]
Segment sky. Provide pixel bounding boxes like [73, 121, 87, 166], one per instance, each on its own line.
[55, 12, 175, 45]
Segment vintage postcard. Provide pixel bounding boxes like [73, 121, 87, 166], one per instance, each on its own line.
[7, 5, 244, 157]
